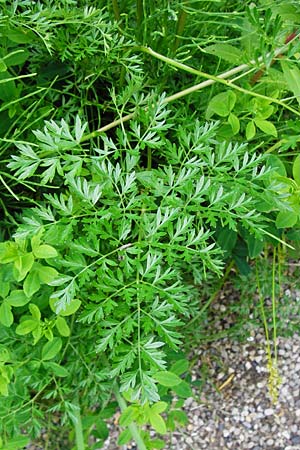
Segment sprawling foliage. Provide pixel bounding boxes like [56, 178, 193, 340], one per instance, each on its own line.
[0, 0, 300, 448]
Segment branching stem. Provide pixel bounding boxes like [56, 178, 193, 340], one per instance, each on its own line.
[81, 35, 300, 142]
[113, 383, 147, 450]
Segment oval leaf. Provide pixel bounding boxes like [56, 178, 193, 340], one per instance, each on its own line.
[49, 297, 81, 316]
[149, 413, 167, 435]
[44, 361, 69, 377]
[117, 429, 132, 446]
[246, 120, 256, 140]
[275, 210, 298, 229]
[254, 119, 277, 137]
[16, 319, 38, 335]
[33, 244, 58, 259]
[23, 270, 41, 297]
[6, 290, 29, 307]
[0, 302, 13, 327]
[42, 337, 62, 360]
[153, 371, 182, 387]
[292, 154, 300, 185]
[56, 316, 70, 337]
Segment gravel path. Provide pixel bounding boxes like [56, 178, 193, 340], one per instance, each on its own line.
[103, 332, 300, 450]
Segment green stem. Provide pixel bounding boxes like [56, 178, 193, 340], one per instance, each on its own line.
[272, 248, 278, 365]
[112, 383, 147, 450]
[74, 397, 85, 450]
[173, 2, 188, 53]
[136, 0, 144, 41]
[81, 35, 300, 142]
[112, 0, 120, 21]
[139, 46, 300, 117]
[186, 260, 234, 327]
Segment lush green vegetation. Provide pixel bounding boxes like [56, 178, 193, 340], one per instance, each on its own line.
[0, 1, 300, 448]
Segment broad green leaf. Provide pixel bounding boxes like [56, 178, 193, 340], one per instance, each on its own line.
[206, 91, 236, 119]
[119, 405, 138, 426]
[0, 72, 17, 102]
[36, 265, 58, 284]
[0, 302, 13, 327]
[42, 337, 62, 360]
[0, 346, 10, 363]
[151, 401, 168, 414]
[0, 281, 10, 299]
[23, 270, 40, 297]
[29, 303, 41, 321]
[117, 429, 132, 446]
[217, 227, 237, 254]
[56, 316, 70, 337]
[266, 155, 287, 177]
[94, 418, 109, 440]
[33, 244, 58, 259]
[30, 230, 43, 252]
[16, 319, 38, 335]
[246, 120, 256, 140]
[228, 112, 240, 135]
[246, 235, 264, 258]
[148, 439, 165, 449]
[5, 26, 35, 44]
[170, 359, 189, 376]
[172, 380, 193, 398]
[49, 297, 81, 316]
[43, 361, 69, 377]
[281, 61, 300, 105]
[204, 43, 243, 64]
[0, 374, 9, 396]
[3, 49, 30, 67]
[0, 242, 19, 263]
[275, 211, 298, 229]
[14, 253, 34, 281]
[153, 371, 181, 387]
[32, 325, 42, 345]
[254, 119, 277, 137]
[292, 154, 300, 185]
[6, 290, 29, 307]
[149, 412, 167, 435]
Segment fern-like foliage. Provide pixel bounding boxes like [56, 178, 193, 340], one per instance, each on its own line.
[6, 100, 271, 403]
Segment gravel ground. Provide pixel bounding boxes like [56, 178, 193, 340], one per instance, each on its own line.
[103, 331, 300, 450]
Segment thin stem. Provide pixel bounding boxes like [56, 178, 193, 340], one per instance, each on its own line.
[272, 247, 278, 365]
[140, 46, 300, 117]
[73, 396, 85, 450]
[186, 260, 234, 327]
[136, 0, 144, 41]
[112, 383, 147, 450]
[81, 36, 299, 142]
[173, 1, 188, 53]
[112, 0, 120, 21]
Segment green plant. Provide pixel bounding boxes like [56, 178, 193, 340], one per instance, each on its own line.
[1, 1, 300, 449]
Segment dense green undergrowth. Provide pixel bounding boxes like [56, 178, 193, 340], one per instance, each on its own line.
[0, 1, 300, 449]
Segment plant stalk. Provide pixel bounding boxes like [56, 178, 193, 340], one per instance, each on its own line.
[113, 383, 147, 450]
[173, 1, 188, 53]
[81, 34, 300, 142]
[73, 397, 85, 450]
[112, 0, 120, 21]
[186, 260, 234, 327]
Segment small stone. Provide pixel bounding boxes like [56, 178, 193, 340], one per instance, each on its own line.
[266, 439, 274, 446]
[264, 408, 274, 416]
[245, 361, 252, 370]
[291, 435, 300, 445]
